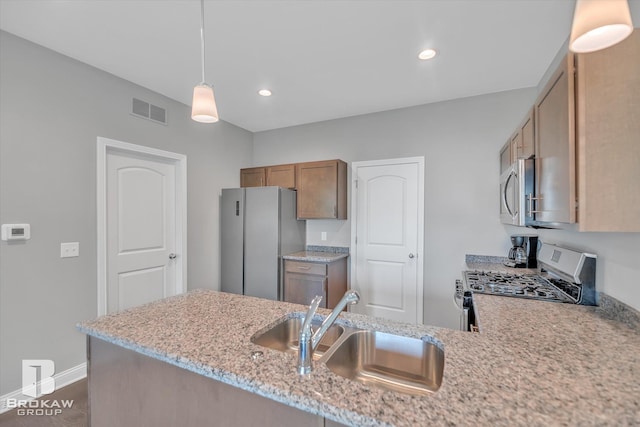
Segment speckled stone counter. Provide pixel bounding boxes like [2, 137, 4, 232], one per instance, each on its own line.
[465, 254, 538, 274]
[283, 251, 349, 263]
[78, 289, 640, 426]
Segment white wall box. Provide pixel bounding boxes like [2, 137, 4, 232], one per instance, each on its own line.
[1, 224, 30, 241]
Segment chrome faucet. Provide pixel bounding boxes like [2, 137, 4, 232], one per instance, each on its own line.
[297, 290, 360, 375]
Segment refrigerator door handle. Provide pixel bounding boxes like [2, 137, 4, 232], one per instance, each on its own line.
[235, 201, 240, 216]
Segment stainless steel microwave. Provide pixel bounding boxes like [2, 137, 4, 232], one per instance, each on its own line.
[500, 158, 534, 226]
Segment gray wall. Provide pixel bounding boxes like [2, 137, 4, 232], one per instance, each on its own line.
[0, 32, 253, 395]
[253, 86, 640, 328]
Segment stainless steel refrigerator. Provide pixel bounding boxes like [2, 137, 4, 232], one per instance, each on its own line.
[221, 187, 306, 300]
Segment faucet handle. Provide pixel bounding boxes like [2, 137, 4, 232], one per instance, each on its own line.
[300, 295, 323, 337]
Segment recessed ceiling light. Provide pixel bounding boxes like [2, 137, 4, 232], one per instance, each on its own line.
[418, 49, 437, 60]
[258, 89, 272, 97]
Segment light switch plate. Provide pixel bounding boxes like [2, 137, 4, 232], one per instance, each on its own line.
[60, 242, 79, 258]
[321, 232, 327, 241]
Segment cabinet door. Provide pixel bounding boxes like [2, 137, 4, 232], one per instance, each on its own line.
[499, 141, 511, 174]
[240, 168, 265, 188]
[266, 164, 296, 189]
[534, 54, 576, 224]
[576, 31, 640, 231]
[326, 258, 347, 310]
[510, 132, 521, 163]
[296, 160, 347, 219]
[284, 273, 327, 307]
[519, 109, 535, 159]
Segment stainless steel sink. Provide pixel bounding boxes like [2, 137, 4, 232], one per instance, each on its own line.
[323, 330, 445, 395]
[251, 315, 344, 359]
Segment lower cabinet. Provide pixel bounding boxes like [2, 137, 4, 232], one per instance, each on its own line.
[284, 258, 347, 309]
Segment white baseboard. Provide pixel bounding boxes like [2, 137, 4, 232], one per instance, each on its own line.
[0, 362, 86, 414]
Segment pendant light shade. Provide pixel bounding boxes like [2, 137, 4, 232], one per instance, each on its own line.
[569, 0, 634, 53]
[192, 84, 219, 123]
[191, 0, 219, 123]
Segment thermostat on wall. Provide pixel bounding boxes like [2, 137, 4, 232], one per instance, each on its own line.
[1, 224, 31, 241]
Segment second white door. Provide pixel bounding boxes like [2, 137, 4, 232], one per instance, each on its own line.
[106, 149, 179, 313]
[352, 157, 424, 324]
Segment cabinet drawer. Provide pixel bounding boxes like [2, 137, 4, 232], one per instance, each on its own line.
[284, 260, 327, 276]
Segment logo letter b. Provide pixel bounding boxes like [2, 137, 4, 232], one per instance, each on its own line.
[22, 360, 55, 398]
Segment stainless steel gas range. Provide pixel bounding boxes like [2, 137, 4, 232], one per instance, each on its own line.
[464, 243, 597, 306]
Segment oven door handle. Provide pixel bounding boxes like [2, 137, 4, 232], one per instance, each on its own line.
[461, 308, 469, 332]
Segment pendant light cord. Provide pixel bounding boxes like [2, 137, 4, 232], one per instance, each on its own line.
[199, 0, 206, 84]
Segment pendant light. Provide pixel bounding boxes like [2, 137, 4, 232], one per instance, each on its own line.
[191, 0, 219, 123]
[569, 0, 634, 53]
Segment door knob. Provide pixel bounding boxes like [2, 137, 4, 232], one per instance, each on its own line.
[408, 253, 415, 259]
[169, 253, 177, 260]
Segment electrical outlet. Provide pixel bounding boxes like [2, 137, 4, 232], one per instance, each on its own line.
[60, 242, 79, 258]
[321, 232, 327, 241]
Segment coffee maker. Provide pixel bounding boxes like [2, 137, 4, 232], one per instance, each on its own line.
[505, 235, 539, 268]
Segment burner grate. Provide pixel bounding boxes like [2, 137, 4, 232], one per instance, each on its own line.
[463, 270, 575, 303]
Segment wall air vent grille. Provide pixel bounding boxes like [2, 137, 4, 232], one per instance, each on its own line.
[131, 98, 167, 125]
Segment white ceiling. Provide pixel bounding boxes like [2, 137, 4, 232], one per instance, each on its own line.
[0, 0, 624, 132]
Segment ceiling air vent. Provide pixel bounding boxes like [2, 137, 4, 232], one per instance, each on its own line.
[131, 98, 167, 125]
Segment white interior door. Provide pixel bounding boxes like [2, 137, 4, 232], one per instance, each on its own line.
[103, 145, 182, 313]
[352, 158, 424, 324]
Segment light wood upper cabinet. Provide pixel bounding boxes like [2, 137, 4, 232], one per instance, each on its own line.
[533, 53, 576, 225]
[512, 30, 640, 231]
[575, 31, 640, 232]
[503, 108, 534, 170]
[266, 164, 296, 189]
[500, 140, 512, 174]
[518, 109, 535, 159]
[296, 160, 347, 219]
[240, 167, 265, 188]
[510, 132, 520, 163]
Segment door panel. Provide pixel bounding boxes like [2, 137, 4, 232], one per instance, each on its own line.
[354, 161, 420, 323]
[367, 177, 405, 246]
[534, 55, 575, 224]
[240, 167, 266, 188]
[220, 188, 245, 295]
[244, 187, 279, 300]
[107, 152, 176, 313]
[366, 260, 404, 310]
[118, 168, 165, 252]
[284, 274, 327, 307]
[266, 164, 296, 189]
[296, 161, 337, 219]
[118, 267, 166, 311]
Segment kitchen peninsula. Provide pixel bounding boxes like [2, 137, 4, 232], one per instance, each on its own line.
[78, 290, 640, 426]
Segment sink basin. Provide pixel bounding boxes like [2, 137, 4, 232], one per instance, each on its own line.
[251, 315, 344, 359]
[324, 330, 444, 395]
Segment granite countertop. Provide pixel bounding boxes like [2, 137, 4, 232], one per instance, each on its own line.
[78, 289, 640, 426]
[283, 251, 349, 263]
[465, 254, 539, 274]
